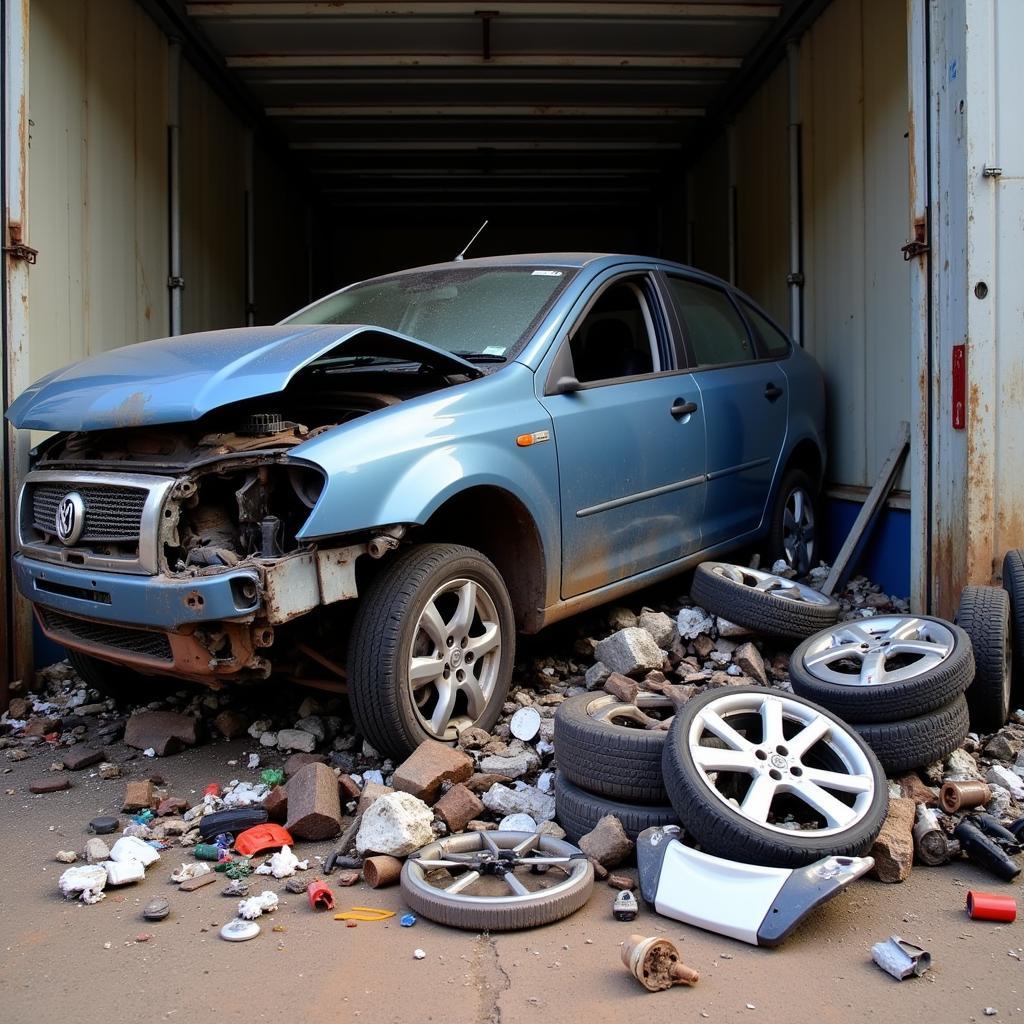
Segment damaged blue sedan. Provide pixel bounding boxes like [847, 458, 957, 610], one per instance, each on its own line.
[7, 254, 825, 757]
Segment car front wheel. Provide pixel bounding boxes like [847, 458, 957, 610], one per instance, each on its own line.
[348, 543, 516, 759]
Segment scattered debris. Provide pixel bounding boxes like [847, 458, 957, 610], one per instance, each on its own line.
[356, 791, 434, 856]
[871, 936, 932, 980]
[143, 897, 170, 921]
[238, 890, 279, 919]
[308, 880, 335, 911]
[254, 844, 309, 879]
[966, 891, 1016, 922]
[613, 890, 639, 921]
[363, 855, 402, 889]
[124, 711, 198, 757]
[58, 864, 107, 904]
[220, 918, 261, 942]
[621, 934, 700, 991]
[55, 850, 77, 864]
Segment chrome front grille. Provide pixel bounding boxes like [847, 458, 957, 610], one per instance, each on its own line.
[17, 470, 176, 575]
[31, 483, 148, 542]
[39, 608, 174, 662]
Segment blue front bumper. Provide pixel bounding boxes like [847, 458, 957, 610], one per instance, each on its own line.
[14, 554, 261, 629]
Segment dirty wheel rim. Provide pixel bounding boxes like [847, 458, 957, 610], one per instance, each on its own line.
[687, 690, 877, 837]
[711, 563, 832, 606]
[587, 692, 674, 730]
[405, 830, 590, 904]
[799, 616, 955, 687]
[782, 486, 816, 575]
[408, 576, 502, 741]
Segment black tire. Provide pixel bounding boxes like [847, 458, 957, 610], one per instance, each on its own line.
[956, 586, 1011, 732]
[554, 692, 669, 803]
[690, 561, 840, 640]
[67, 650, 172, 706]
[348, 543, 515, 760]
[661, 686, 888, 869]
[554, 774, 679, 843]
[768, 467, 820, 576]
[1002, 549, 1024, 704]
[400, 831, 594, 931]
[851, 695, 971, 775]
[789, 616, 974, 723]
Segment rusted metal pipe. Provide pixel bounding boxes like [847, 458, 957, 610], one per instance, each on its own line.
[940, 780, 991, 813]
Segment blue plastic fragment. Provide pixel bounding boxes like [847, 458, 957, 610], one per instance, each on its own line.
[400, 914, 417, 928]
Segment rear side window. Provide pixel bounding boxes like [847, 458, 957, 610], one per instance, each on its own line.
[664, 276, 753, 367]
[741, 301, 792, 358]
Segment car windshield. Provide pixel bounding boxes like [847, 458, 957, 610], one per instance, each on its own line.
[283, 266, 574, 360]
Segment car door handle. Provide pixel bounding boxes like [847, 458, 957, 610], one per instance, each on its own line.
[671, 400, 698, 419]
[764, 383, 784, 401]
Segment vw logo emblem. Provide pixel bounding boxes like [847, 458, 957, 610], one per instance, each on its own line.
[55, 492, 85, 546]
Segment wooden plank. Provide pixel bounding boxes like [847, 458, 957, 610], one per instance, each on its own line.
[822, 421, 911, 596]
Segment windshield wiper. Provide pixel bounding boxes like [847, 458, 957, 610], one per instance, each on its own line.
[453, 351, 507, 363]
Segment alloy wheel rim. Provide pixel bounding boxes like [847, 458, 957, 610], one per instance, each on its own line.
[712, 563, 833, 605]
[408, 577, 501, 741]
[686, 690, 876, 837]
[783, 487, 816, 575]
[799, 615, 955, 687]
[587, 692, 674, 730]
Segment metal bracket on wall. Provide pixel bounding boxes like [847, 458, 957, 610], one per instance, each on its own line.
[4, 224, 37, 264]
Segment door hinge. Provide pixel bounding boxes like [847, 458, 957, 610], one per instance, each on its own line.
[4, 224, 38, 264]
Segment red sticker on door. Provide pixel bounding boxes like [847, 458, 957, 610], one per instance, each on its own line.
[952, 344, 966, 430]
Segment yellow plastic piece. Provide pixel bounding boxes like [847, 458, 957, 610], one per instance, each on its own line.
[333, 907, 396, 922]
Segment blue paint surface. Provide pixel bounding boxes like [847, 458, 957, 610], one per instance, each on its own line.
[822, 498, 910, 598]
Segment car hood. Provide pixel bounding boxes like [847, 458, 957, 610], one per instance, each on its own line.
[5, 324, 482, 432]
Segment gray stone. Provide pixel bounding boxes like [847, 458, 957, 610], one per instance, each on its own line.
[259, 731, 279, 748]
[638, 611, 676, 649]
[584, 662, 612, 691]
[984, 731, 1020, 762]
[594, 628, 664, 678]
[482, 782, 556, 822]
[85, 838, 111, 864]
[276, 728, 317, 753]
[676, 607, 715, 641]
[944, 748, 982, 781]
[986, 785, 1012, 818]
[578, 814, 634, 868]
[733, 642, 768, 686]
[355, 792, 435, 856]
[294, 715, 326, 742]
[479, 750, 539, 779]
[536, 820, 566, 840]
[716, 617, 752, 638]
[869, 797, 915, 883]
[607, 607, 638, 631]
[986, 765, 1024, 800]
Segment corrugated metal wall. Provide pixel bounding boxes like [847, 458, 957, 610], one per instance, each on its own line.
[688, 0, 911, 494]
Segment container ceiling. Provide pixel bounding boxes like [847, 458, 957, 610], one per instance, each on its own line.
[176, 1, 803, 212]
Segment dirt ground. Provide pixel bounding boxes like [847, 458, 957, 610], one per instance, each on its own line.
[0, 738, 1020, 1024]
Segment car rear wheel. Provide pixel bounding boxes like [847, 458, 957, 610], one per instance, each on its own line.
[768, 467, 820, 576]
[348, 543, 515, 759]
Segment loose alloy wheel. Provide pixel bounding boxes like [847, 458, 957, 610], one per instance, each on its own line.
[401, 830, 594, 930]
[349, 544, 515, 759]
[691, 561, 840, 639]
[661, 686, 887, 868]
[789, 615, 974, 723]
[554, 692, 673, 803]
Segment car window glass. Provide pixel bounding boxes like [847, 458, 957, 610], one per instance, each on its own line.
[665, 277, 754, 367]
[568, 281, 657, 384]
[740, 300, 792, 358]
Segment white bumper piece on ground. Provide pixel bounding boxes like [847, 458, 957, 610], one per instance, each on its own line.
[636, 826, 873, 947]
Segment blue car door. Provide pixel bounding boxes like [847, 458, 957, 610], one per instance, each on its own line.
[539, 271, 708, 600]
[661, 274, 789, 548]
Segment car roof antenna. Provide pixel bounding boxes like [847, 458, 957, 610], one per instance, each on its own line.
[453, 220, 489, 262]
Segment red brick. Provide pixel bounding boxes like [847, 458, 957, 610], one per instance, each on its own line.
[434, 783, 484, 833]
[29, 776, 71, 794]
[392, 741, 473, 805]
[123, 711, 197, 756]
[122, 780, 155, 812]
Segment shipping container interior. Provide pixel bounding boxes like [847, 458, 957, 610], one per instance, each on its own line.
[16, 0, 918, 666]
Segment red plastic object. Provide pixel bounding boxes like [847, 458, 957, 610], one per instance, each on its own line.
[308, 880, 335, 911]
[204, 783, 221, 798]
[966, 890, 1016, 922]
[234, 823, 294, 857]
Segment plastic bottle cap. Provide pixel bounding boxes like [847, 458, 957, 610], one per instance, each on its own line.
[220, 918, 261, 942]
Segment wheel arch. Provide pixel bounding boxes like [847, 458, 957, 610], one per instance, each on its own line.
[784, 437, 825, 492]
[418, 485, 548, 634]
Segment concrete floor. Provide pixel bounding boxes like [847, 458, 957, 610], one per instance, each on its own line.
[0, 736, 1021, 1024]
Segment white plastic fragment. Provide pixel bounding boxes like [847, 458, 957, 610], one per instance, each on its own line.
[509, 706, 542, 742]
[238, 890, 279, 920]
[103, 859, 146, 886]
[59, 864, 107, 904]
[254, 844, 308, 878]
[498, 813, 538, 831]
[247, 753, 261, 769]
[413, 948, 426, 960]
[222, 781, 269, 808]
[171, 862, 212, 883]
[143, 747, 157, 758]
[109, 835, 161, 866]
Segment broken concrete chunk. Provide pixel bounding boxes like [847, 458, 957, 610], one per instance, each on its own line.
[603, 673, 640, 704]
[584, 662, 612, 691]
[434, 783, 485, 833]
[578, 814, 634, 868]
[944, 748, 982, 781]
[716, 617, 752, 638]
[276, 728, 317, 753]
[478, 750, 540, 780]
[638, 611, 676, 649]
[285, 762, 343, 840]
[896, 773, 939, 806]
[676, 607, 716, 641]
[61, 746, 105, 771]
[870, 797, 915, 883]
[733, 642, 768, 686]
[355, 791, 435, 857]
[392, 740, 474, 805]
[123, 711, 197, 756]
[986, 765, 1024, 801]
[481, 782, 556, 822]
[595, 628, 664, 678]
[85, 838, 111, 864]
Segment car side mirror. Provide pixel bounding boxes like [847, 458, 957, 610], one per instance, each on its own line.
[553, 375, 582, 395]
